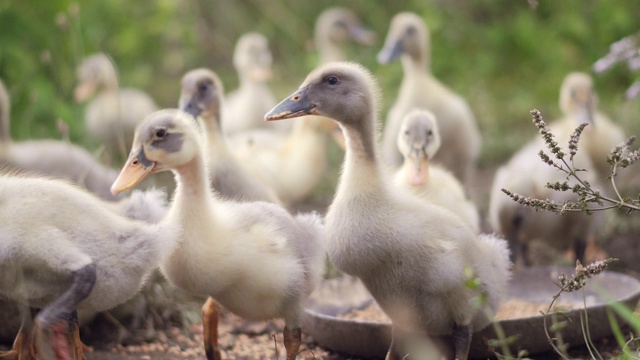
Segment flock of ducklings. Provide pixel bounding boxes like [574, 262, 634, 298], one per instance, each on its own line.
[0, 6, 630, 360]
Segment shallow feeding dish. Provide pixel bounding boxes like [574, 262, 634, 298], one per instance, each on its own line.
[302, 266, 640, 358]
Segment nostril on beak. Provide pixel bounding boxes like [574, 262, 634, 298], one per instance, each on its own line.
[292, 95, 300, 101]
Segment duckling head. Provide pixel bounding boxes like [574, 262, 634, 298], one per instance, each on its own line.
[234, 32, 273, 82]
[397, 109, 441, 185]
[559, 72, 597, 127]
[111, 109, 201, 195]
[179, 68, 224, 128]
[74, 53, 118, 102]
[265, 62, 379, 129]
[315, 7, 376, 51]
[377, 12, 429, 65]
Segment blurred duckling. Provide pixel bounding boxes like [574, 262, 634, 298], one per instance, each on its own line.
[111, 110, 325, 360]
[222, 32, 291, 136]
[74, 53, 157, 163]
[0, 173, 178, 360]
[266, 62, 510, 360]
[229, 113, 336, 206]
[314, 7, 376, 64]
[394, 109, 480, 233]
[554, 72, 627, 179]
[179, 68, 281, 203]
[488, 113, 604, 266]
[378, 12, 481, 187]
[0, 79, 122, 201]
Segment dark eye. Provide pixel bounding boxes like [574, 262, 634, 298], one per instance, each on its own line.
[198, 82, 209, 93]
[404, 130, 410, 136]
[155, 128, 167, 138]
[427, 130, 433, 136]
[325, 76, 339, 85]
[334, 20, 348, 29]
[406, 26, 417, 35]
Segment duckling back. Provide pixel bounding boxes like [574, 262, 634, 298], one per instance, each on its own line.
[6, 140, 122, 201]
[0, 175, 178, 313]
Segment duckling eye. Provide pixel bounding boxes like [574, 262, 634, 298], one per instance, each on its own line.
[155, 128, 167, 138]
[325, 76, 339, 85]
[404, 130, 410, 136]
[427, 130, 433, 136]
[198, 83, 209, 93]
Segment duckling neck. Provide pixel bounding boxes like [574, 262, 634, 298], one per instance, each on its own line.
[401, 50, 429, 74]
[200, 112, 230, 158]
[317, 40, 344, 64]
[337, 122, 387, 196]
[172, 154, 211, 204]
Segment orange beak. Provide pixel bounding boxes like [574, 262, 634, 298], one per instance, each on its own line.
[111, 150, 156, 195]
[74, 81, 96, 102]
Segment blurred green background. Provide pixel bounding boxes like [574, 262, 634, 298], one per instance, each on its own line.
[1, 0, 639, 166]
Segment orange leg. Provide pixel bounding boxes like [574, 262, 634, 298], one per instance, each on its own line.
[67, 314, 88, 360]
[0, 323, 37, 360]
[283, 326, 301, 360]
[202, 297, 222, 360]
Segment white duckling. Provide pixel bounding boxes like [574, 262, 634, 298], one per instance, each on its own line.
[266, 62, 510, 360]
[554, 72, 627, 179]
[0, 174, 178, 360]
[228, 112, 336, 206]
[488, 114, 604, 266]
[111, 109, 325, 360]
[0, 79, 123, 201]
[179, 68, 281, 203]
[222, 32, 291, 136]
[314, 7, 376, 65]
[378, 12, 481, 186]
[74, 53, 157, 162]
[394, 109, 480, 233]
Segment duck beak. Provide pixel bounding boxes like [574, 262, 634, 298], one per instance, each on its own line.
[264, 86, 318, 121]
[111, 149, 156, 195]
[251, 67, 272, 82]
[349, 25, 376, 46]
[74, 81, 96, 102]
[377, 38, 404, 64]
[577, 100, 594, 127]
[179, 96, 202, 119]
[407, 146, 429, 186]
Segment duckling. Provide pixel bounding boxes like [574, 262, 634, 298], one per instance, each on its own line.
[75, 53, 157, 163]
[394, 109, 480, 233]
[314, 7, 376, 64]
[222, 33, 291, 136]
[265, 62, 510, 360]
[0, 79, 123, 201]
[111, 109, 325, 360]
[179, 68, 281, 204]
[378, 12, 481, 186]
[555, 72, 627, 179]
[0, 174, 178, 360]
[488, 124, 604, 266]
[228, 113, 336, 205]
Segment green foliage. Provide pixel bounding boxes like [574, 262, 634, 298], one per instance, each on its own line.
[1, 0, 639, 161]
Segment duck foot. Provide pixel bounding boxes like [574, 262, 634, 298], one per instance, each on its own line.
[67, 313, 88, 360]
[0, 327, 37, 360]
[202, 297, 222, 360]
[283, 326, 301, 360]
